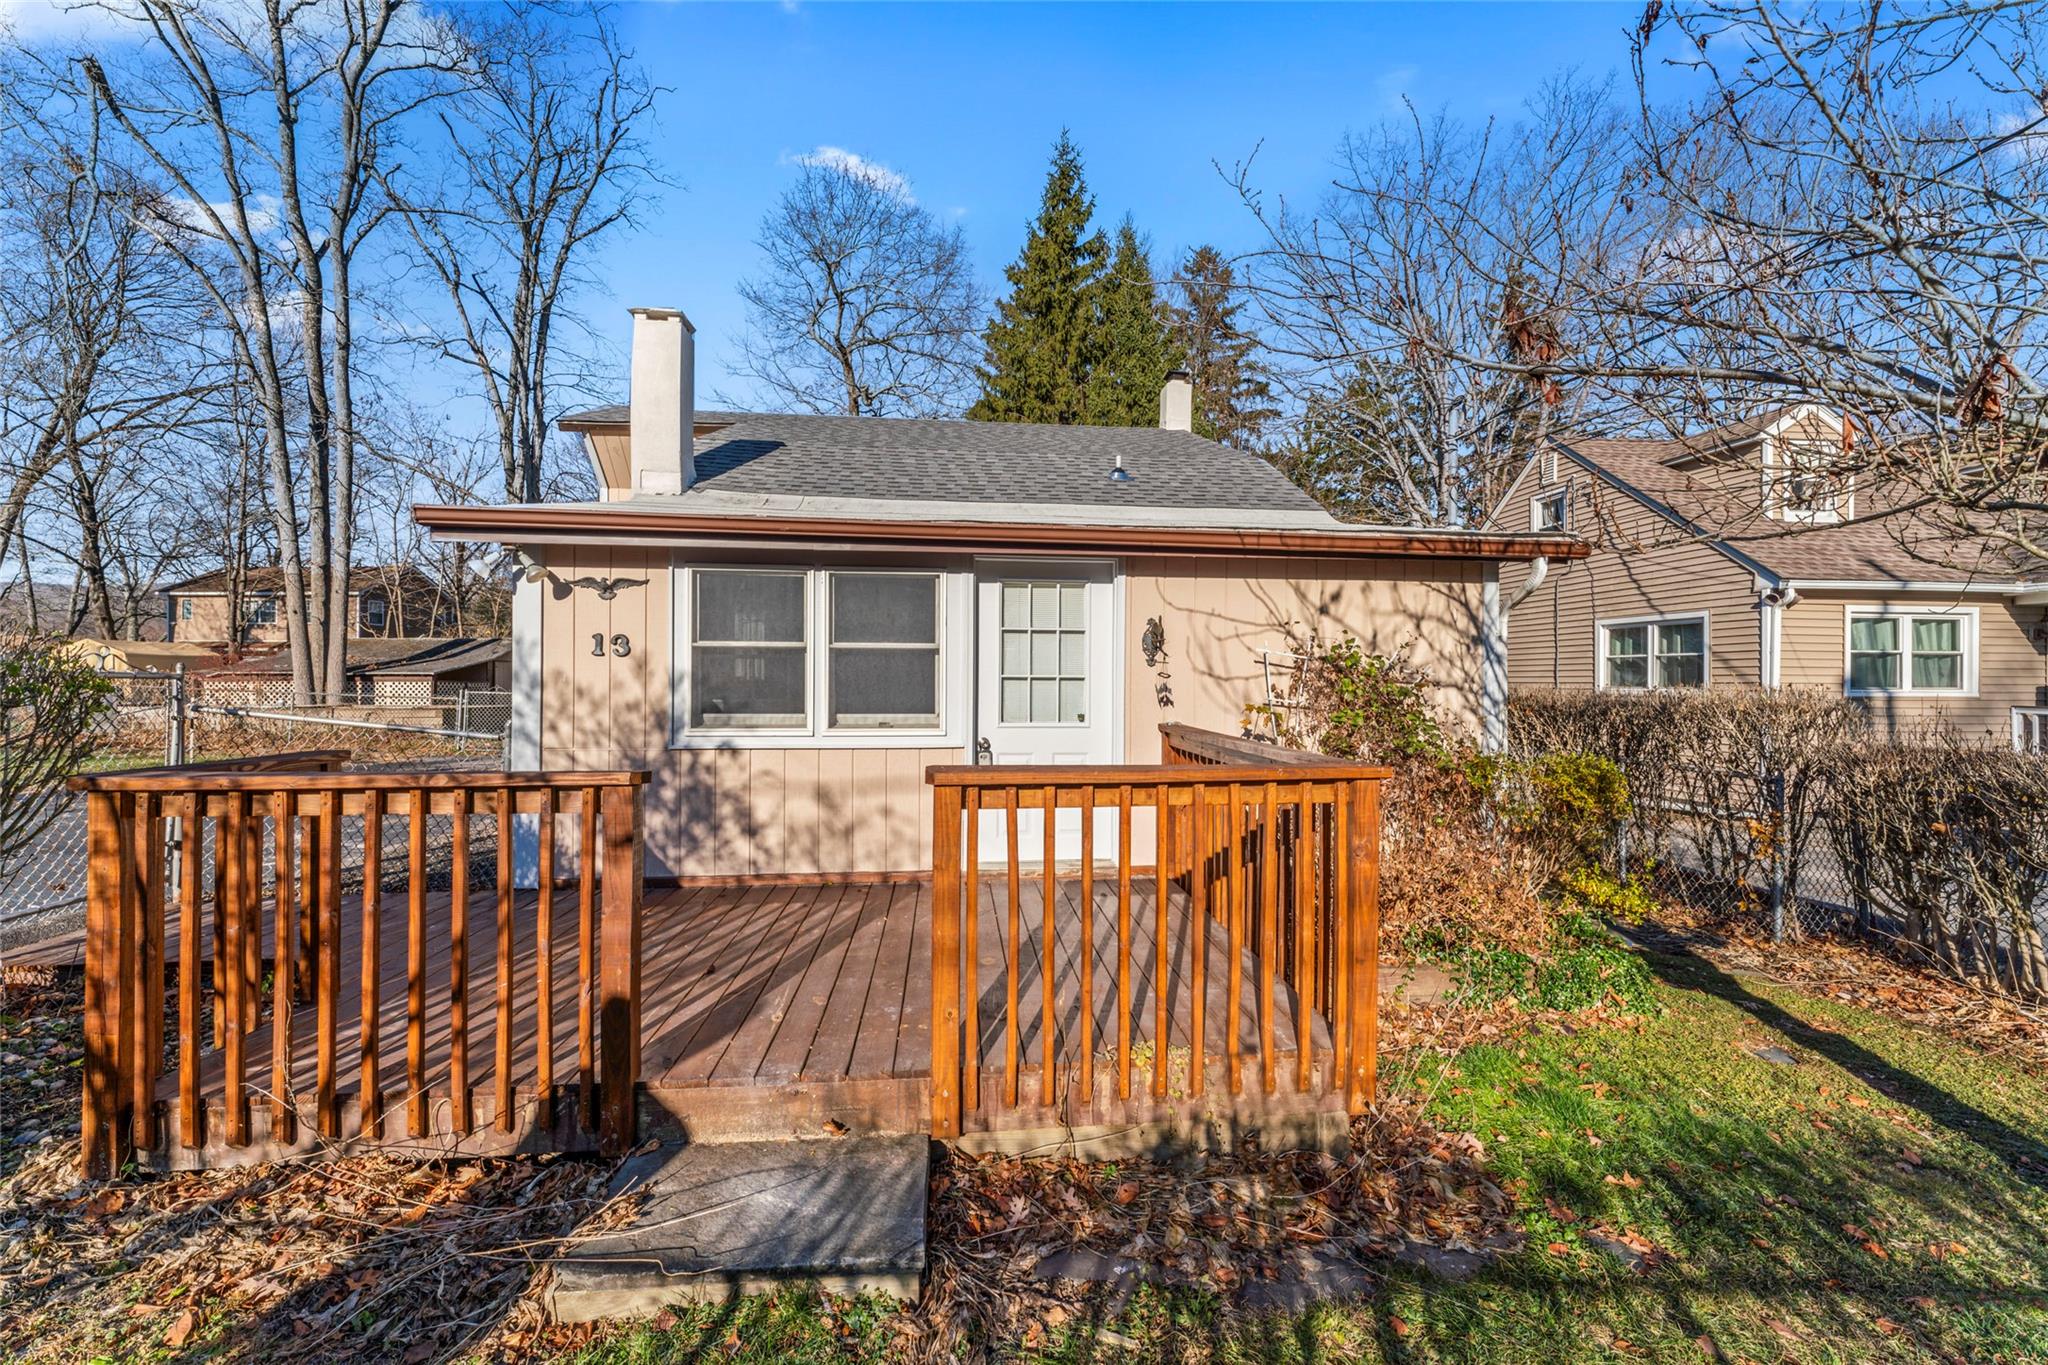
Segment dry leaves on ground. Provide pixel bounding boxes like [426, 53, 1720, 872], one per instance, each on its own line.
[908, 1097, 1515, 1359]
[0, 1138, 639, 1364]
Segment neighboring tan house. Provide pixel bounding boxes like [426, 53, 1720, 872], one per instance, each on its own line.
[161, 566, 453, 647]
[200, 636, 511, 706]
[413, 306, 1580, 881]
[1489, 404, 2048, 751]
[57, 638, 223, 674]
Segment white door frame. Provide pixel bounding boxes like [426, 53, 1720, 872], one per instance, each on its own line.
[971, 557, 1124, 862]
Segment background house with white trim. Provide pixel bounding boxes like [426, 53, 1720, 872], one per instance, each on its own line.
[1489, 405, 2048, 750]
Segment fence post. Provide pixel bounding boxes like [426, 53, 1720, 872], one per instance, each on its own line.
[1766, 771, 1787, 943]
[79, 791, 128, 1179]
[1849, 821, 1871, 936]
[597, 784, 644, 1156]
[1345, 778, 1381, 1114]
[929, 785, 964, 1139]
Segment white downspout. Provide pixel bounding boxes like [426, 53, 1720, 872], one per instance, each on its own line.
[509, 560, 543, 887]
[1482, 564, 1508, 752]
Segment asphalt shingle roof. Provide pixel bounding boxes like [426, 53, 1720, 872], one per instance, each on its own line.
[205, 637, 509, 677]
[562, 407, 1327, 516]
[1553, 432, 2046, 584]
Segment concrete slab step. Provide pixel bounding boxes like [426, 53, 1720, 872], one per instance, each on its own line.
[547, 1135, 928, 1321]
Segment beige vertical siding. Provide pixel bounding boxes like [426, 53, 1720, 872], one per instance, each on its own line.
[1121, 554, 1488, 753]
[536, 545, 1493, 878]
[1778, 590, 2047, 742]
[1499, 475, 1764, 690]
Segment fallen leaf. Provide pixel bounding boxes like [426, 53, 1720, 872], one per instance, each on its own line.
[165, 1311, 197, 1348]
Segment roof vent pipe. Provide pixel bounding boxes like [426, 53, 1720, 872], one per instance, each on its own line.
[1158, 369, 1193, 432]
[1109, 450, 1134, 483]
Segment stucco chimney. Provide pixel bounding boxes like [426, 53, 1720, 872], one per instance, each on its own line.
[629, 306, 695, 494]
[1158, 369, 1193, 432]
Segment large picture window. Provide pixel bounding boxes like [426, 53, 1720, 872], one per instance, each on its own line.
[1599, 616, 1706, 690]
[682, 565, 947, 738]
[1846, 610, 1971, 695]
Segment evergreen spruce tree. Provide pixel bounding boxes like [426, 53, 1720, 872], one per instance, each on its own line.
[1083, 219, 1184, 427]
[967, 132, 1107, 424]
[1167, 245, 1279, 448]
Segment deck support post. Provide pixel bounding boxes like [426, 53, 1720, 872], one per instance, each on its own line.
[80, 791, 128, 1179]
[1344, 778, 1382, 1114]
[929, 786, 965, 1139]
[598, 784, 644, 1156]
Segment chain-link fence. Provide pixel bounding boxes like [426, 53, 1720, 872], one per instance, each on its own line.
[1, 670, 513, 954]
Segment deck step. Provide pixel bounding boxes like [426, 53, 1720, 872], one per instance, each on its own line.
[547, 1135, 929, 1320]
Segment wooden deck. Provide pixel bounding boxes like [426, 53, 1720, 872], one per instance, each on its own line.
[143, 873, 1339, 1167]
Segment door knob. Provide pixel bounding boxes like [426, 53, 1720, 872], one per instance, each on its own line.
[975, 738, 993, 765]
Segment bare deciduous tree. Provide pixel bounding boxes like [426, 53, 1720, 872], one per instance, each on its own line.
[733, 155, 983, 417]
[386, 2, 657, 503]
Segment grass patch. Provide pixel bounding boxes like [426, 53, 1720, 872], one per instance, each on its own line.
[555, 943, 2048, 1363]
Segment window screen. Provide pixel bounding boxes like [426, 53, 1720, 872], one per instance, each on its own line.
[691, 569, 807, 728]
[1910, 617, 1962, 690]
[1653, 620, 1705, 687]
[1604, 624, 1649, 689]
[828, 572, 939, 728]
[1847, 616, 1900, 691]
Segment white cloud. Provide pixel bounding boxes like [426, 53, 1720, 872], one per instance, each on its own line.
[0, 0, 142, 45]
[1374, 65, 1419, 113]
[786, 145, 915, 203]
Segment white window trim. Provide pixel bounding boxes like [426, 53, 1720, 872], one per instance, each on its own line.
[671, 560, 971, 750]
[1530, 488, 1568, 533]
[2013, 706, 2047, 754]
[1842, 604, 1978, 698]
[1596, 612, 1711, 690]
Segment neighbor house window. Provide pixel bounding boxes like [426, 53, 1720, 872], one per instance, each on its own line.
[1600, 616, 1706, 689]
[179, 599, 193, 622]
[1846, 610, 1972, 694]
[683, 566, 946, 736]
[245, 595, 277, 627]
[361, 592, 389, 633]
[1531, 490, 1568, 532]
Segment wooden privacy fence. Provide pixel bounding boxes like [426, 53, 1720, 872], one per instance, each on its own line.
[71, 755, 648, 1178]
[925, 725, 1389, 1138]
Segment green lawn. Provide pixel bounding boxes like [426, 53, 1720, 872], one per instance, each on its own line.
[559, 945, 2048, 1364]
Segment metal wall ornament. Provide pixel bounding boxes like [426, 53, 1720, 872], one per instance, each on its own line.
[1141, 616, 1167, 668]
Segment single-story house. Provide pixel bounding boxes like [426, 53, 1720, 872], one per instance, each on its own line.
[57, 638, 223, 675]
[163, 566, 456, 648]
[415, 307, 1578, 881]
[200, 636, 510, 707]
[1488, 404, 2048, 750]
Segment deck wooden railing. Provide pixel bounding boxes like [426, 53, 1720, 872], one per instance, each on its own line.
[71, 755, 649, 1178]
[925, 725, 1388, 1138]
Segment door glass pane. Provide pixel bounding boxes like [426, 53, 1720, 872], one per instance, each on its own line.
[1001, 583, 1028, 629]
[691, 645, 805, 727]
[996, 580, 1088, 725]
[831, 573, 936, 644]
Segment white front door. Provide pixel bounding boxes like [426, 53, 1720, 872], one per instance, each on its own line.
[975, 563, 1116, 862]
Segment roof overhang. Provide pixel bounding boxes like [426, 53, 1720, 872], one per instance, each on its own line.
[1782, 578, 2047, 598]
[413, 502, 1584, 562]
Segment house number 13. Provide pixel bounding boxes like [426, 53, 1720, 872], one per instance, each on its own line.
[592, 632, 631, 658]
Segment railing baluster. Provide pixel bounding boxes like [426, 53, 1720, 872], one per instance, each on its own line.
[1332, 783, 1352, 1100]
[962, 787, 980, 1111]
[1294, 785, 1314, 1094]
[1189, 781, 1207, 1099]
[361, 790, 384, 1139]
[1261, 782, 1280, 1095]
[177, 793, 204, 1150]
[449, 789, 472, 1134]
[1077, 784, 1094, 1106]
[316, 792, 342, 1138]
[1227, 785, 1245, 1096]
[407, 789, 428, 1138]
[1004, 796, 1020, 1109]
[296, 808, 316, 1004]
[1040, 784, 1056, 1107]
[1115, 784, 1132, 1102]
[81, 791, 123, 1178]
[578, 786, 598, 1132]
[1153, 782, 1170, 1100]
[222, 793, 249, 1147]
[535, 789, 556, 1133]
[128, 793, 157, 1152]
[495, 787, 515, 1133]
[211, 809, 227, 1051]
[271, 793, 297, 1143]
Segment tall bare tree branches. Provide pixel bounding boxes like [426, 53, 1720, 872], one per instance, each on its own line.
[734, 155, 984, 417]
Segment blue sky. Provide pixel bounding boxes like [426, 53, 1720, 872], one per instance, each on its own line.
[590, 2, 1646, 408]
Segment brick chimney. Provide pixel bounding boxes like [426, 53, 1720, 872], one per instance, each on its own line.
[629, 307, 695, 494]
